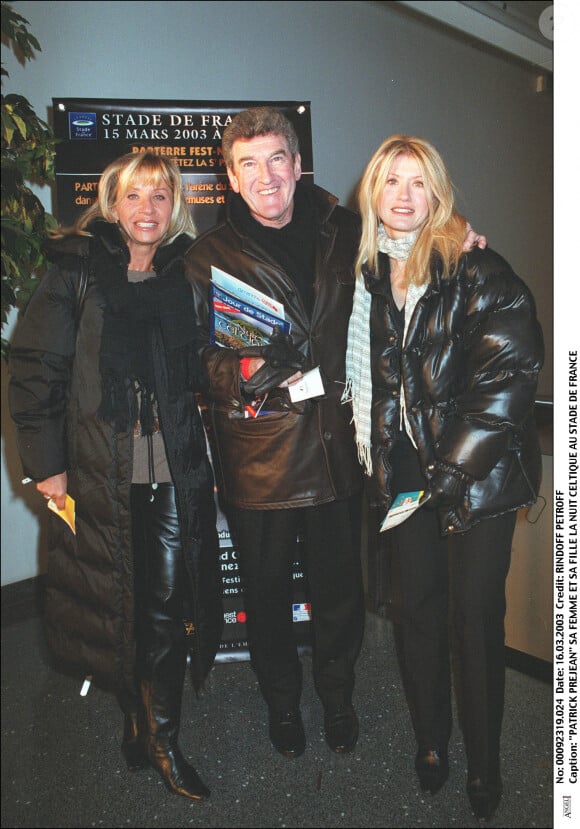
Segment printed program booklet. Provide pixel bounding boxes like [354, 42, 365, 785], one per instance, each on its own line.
[380, 490, 429, 531]
[210, 265, 324, 407]
[210, 266, 290, 349]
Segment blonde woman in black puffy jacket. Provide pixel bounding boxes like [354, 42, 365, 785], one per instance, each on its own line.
[344, 135, 543, 822]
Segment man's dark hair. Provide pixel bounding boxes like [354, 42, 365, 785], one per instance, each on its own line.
[222, 107, 300, 169]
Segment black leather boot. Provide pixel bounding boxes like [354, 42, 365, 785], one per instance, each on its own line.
[141, 675, 210, 801]
[121, 710, 150, 772]
[116, 690, 149, 772]
[132, 483, 211, 802]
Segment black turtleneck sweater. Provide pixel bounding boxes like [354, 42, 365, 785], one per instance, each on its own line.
[229, 183, 318, 316]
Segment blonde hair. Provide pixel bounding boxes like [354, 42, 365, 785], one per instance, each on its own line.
[51, 151, 196, 245]
[356, 135, 466, 285]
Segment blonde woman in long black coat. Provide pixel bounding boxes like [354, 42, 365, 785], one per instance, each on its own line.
[9, 152, 223, 802]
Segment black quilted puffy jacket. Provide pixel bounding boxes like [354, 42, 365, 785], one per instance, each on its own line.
[366, 247, 544, 534]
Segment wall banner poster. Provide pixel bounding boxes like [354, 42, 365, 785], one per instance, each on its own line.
[52, 99, 314, 661]
[52, 98, 313, 233]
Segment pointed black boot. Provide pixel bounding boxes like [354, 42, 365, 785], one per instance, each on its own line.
[121, 710, 150, 772]
[141, 676, 210, 801]
[116, 691, 149, 772]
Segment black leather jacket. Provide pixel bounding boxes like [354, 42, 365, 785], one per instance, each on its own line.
[185, 184, 364, 509]
[367, 248, 544, 533]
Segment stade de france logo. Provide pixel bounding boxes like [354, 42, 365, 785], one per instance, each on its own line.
[68, 112, 97, 140]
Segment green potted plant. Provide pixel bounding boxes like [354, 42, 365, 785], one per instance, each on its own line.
[1, 2, 58, 358]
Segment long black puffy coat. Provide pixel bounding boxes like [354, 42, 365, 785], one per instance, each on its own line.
[367, 247, 544, 534]
[8, 227, 223, 691]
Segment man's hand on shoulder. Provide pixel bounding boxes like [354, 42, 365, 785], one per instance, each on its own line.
[463, 221, 487, 252]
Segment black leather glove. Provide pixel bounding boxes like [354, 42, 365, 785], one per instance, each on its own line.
[238, 326, 305, 369]
[425, 466, 468, 511]
[238, 326, 306, 399]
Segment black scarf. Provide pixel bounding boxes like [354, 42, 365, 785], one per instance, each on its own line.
[89, 220, 201, 434]
[230, 183, 319, 315]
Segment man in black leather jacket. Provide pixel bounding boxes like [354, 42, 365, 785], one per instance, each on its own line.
[185, 107, 365, 759]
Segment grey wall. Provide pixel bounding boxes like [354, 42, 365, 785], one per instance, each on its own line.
[1, 0, 553, 585]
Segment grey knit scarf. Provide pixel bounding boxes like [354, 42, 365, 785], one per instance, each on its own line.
[343, 226, 419, 476]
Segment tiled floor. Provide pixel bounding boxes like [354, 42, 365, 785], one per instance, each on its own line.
[1, 610, 553, 828]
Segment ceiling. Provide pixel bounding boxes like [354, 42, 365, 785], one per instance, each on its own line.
[392, 1, 553, 72]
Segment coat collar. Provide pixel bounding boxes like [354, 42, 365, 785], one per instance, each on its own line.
[226, 181, 339, 235]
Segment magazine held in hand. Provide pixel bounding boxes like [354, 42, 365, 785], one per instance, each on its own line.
[210, 266, 290, 348]
[209, 266, 324, 404]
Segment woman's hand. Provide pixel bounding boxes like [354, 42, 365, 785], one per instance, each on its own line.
[425, 469, 466, 510]
[36, 472, 68, 511]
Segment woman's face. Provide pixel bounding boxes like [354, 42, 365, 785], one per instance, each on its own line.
[378, 153, 429, 239]
[112, 174, 173, 262]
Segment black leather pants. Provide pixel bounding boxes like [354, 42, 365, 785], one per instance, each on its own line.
[130, 484, 210, 800]
[130, 482, 188, 692]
